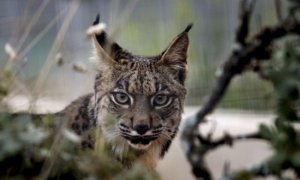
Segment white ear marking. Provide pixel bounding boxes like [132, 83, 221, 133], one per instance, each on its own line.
[86, 22, 107, 36]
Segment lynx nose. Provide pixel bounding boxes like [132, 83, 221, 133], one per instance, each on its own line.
[133, 125, 149, 135]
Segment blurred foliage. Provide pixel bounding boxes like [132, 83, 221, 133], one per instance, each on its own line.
[0, 70, 13, 101]
[233, 39, 300, 178]
[258, 40, 300, 177]
[1, 0, 299, 179]
[0, 70, 159, 179]
[232, 170, 253, 180]
[0, 69, 13, 111]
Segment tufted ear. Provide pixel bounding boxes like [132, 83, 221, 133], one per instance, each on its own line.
[156, 24, 192, 84]
[89, 14, 130, 67]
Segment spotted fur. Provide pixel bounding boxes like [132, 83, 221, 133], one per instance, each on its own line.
[56, 16, 192, 168]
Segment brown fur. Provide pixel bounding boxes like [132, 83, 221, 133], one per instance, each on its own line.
[55, 17, 192, 168]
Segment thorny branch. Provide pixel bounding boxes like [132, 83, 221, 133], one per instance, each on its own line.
[180, 0, 300, 179]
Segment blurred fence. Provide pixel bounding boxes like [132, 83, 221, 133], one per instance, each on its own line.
[0, 0, 286, 110]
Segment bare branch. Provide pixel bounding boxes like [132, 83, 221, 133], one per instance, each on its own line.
[180, 0, 300, 178]
[197, 132, 262, 153]
[236, 0, 255, 45]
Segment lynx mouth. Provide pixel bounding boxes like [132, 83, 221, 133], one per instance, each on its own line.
[121, 135, 158, 150]
[119, 123, 161, 149]
[127, 140, 152, 150]
[128, 138, 152, 145]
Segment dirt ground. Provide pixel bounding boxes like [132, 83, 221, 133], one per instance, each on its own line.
[5, 95, 275, 179]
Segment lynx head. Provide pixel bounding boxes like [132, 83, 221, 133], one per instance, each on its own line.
[90, 15, 192, 161]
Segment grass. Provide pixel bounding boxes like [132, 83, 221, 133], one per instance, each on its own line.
[0, 1, 160, 179]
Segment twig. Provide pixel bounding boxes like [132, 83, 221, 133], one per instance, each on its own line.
[9, 0, 33, 44]
[37, 117, 70, 180]
[32, 0, 81, 99]
[180, 0, 300, 179]
[192, 131, 263, 180]
[18, 7, 69, 61]
[274, 0, 283, 22]
[236, 0, 255, 45]
[197, 132, 262, 153]
[15, 0, 51, 53]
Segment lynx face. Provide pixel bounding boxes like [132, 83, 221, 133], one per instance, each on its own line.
[90, 17, 192, 162]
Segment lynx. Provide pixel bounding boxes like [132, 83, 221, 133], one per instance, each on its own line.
[57, 15, 192, 168]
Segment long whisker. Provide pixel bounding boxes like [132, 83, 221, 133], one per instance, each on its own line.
[160, 132, 173, 140]
[161, 125, 172, 130]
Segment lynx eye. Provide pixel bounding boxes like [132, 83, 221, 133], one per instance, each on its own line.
[152, 94, 171, 108]
[111, 92, 131, 106]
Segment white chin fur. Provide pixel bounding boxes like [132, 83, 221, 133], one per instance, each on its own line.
[127, 141, 152, 150]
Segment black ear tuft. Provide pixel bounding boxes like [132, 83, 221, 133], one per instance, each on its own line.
[91, 15, 128, 63]
[95, 32, 106, 47]
[184, 23, 193, 33]
[94, 28, 123, 60]
[157, 24, 191, 84]
[93, 14, 100, 25]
